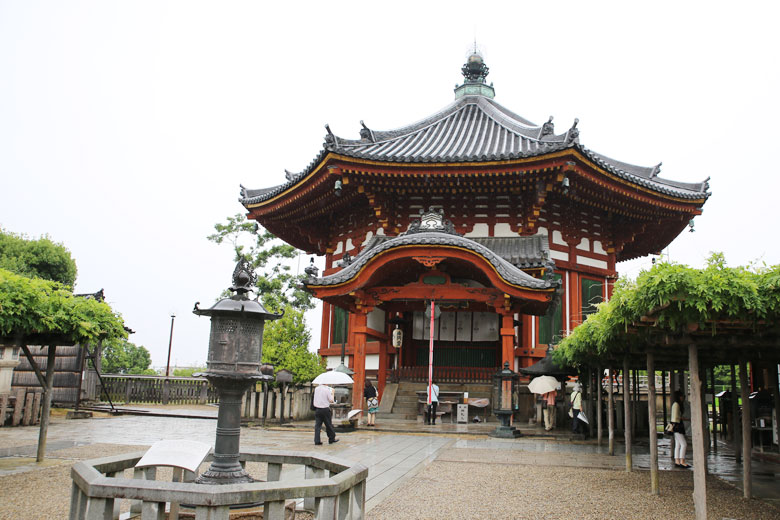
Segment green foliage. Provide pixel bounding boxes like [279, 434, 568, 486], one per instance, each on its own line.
[0, 229, 78, 286]
[173, 366, 206, 377]
[555, 253, 780, 369]
[208, 214, 314, 311]
[0, 268, 126, 344]
[261, 305, 325, 385]
[101, 339, 153, 374]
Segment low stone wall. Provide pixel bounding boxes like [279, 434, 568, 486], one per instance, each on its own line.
[70, 447, 368, 520]
[243, 385, 316, 422]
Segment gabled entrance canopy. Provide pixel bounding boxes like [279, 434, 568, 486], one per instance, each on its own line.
[303, 209, 558, 315]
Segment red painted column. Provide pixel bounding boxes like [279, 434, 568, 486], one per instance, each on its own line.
[320, 302, 331, 352]
[351, 311, 368, 411]
[377, 325, 388, 401]
[500, 313, 515, 367]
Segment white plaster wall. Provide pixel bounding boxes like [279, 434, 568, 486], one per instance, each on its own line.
[493, 222, 515, 237]
[334, 241, 343, 255]
[464, 223, 490, 237]
[550, 250, 569, 262]
[326, 355, 350, 370]
[367, 308, 386, 332]
[576, 238, 590, 251]
[552, 230, 567, 246]
[345, 238, 355, 251]
[593, 241, 607, 255]
[576, 255, 608, 269]
[365, 354, 379, 370]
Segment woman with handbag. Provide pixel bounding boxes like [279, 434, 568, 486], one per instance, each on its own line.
[364, 380, 379, 427]
[671, 391, 691, 468]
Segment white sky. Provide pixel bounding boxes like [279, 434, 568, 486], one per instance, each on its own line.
[1, 1, 778, 367]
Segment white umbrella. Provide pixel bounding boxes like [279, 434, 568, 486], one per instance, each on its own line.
[312, 371, 354, 386]
[528, 375, 560, 395]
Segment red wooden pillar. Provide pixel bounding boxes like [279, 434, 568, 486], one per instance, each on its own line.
[377, 337, 387, 401]
[320, 302, 331, 351]
[500, 313, 515, 367]
[351, 311, 369, 411]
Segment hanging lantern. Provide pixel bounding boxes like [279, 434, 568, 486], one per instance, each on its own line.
[392, 326, 403, 348]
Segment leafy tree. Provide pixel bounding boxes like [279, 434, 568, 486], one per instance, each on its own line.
[261, 305, 325, 385]
[0, 268, 126, 343]
[101, 339, 155, 374]
[207, 214, 314, 311]
[0, 229, 77, 286]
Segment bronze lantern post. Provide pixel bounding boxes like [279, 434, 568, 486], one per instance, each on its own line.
[193, 260, 281, 484]
[490, 361, 521, 438]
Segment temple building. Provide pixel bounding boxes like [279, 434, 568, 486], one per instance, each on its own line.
[239, 52, 710, 411]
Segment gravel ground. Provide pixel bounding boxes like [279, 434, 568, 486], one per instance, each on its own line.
[367, 453, 780, 520]
[1, 443, 778, 520]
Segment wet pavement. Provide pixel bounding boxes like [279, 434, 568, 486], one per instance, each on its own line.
[0, 408, 778, 512]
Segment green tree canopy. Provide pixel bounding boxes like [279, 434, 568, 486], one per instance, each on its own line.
[208, 214, 314, 312]
[101, 339, 155, 374]
[0, 229, 77, 286]
[261, 306, 324, 385]
[555, 254, 780, 369]
[0, 268, 126, 344]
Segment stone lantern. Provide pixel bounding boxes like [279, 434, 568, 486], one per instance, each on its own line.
[489, 361, 521, 438]
[193, 259, 281, 484]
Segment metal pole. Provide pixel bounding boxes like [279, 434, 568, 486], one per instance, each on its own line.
[427, 300, 434, 406]
[341, 309, 348, 365]
[165, 314, 175, 377]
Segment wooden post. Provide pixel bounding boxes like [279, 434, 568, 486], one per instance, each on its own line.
[623, 359, 632, 471]
[730, 364, 740, 461]
[662, 370, 668, 429]
[688, 344, 707, 519]
[738, 358, 752, 498]
[773, 364, 780, 458]
[597, 365, 603, 446]
[608, 367, 615, 456]
[700, 366, 710, 455]
[36, 344, 57, 462]
[647, 352, 659, 495]
[351, 311, 368, 411]
[500, 313, 514, 367]
[710, 366, 718, 451]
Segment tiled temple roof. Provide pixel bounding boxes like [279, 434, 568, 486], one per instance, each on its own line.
[240, 54, 710, 206]
[305, 231, 555, 290]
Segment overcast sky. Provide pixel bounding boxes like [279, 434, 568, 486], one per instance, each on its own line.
[1, 1, 778, 367]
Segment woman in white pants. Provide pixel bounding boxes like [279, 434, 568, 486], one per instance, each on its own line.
[670, 391, 691, 468]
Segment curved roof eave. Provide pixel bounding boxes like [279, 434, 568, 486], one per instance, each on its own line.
[239, 95, 710, 207]
[304, 231, 556, 292]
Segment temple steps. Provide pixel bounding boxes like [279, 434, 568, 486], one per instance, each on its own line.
[377, 381, 493, 421]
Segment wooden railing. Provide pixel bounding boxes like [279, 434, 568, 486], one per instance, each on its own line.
[390, 366, 496, 383]
[98, 375, 218, 405]
[70, 448, 368, 520]
[0, 388, 42, 427]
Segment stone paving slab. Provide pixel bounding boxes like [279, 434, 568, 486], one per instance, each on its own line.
[0, 412, 778, 514]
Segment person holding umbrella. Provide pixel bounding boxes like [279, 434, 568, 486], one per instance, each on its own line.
[311, 370, 353, 446]
[312, 382, 339, 445]
[528, 376, 561, 431]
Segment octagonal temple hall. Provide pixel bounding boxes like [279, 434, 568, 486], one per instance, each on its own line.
[239, 52, 710, 411]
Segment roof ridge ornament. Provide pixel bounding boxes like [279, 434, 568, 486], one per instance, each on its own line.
[566, 118, 580, 143]
[359, 121, 375, 143]
[541, 116, 554, 137]
[402, 207, 461, 236]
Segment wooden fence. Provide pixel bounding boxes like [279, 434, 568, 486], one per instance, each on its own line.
[0, 388, 42, 427]
[98, 375, 218, 405]
[390, 366, 496, 383]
